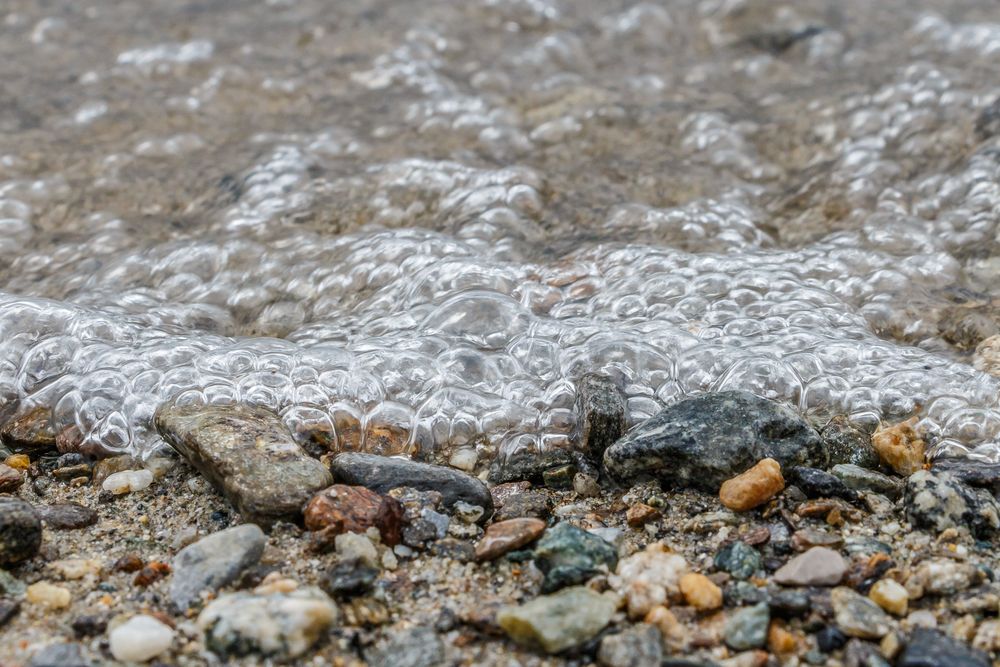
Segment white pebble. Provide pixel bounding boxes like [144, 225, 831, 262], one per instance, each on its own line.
[448, 448, 478, 472]
[109, 614, 175, 662]
[102, 469, 154, 494]
[335, 532, 378, 568]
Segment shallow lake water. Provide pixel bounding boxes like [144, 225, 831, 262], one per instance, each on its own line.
[2, 0, 1000, 465]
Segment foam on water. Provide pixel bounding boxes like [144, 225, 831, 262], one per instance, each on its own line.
[2, 0, 1000, 465]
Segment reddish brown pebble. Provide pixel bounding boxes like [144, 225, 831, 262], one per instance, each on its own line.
[303, 484, 404, 546]
[626, 503, 660, 527]
[474, 518, 546, 561]
[719, 458, 784, 512]
[0, 464, 24, 493]
[741, 526, 771, 546]
[133, 561, 170, 586]
[114, 553, 145, 573]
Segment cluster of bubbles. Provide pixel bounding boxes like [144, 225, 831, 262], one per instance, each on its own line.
[2, 0, 1000, 464]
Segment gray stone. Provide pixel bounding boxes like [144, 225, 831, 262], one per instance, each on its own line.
[330, 452, 492, 520]
[604, 391, 825, 490]
[0, 497, 42, 565]
[366, 627, 444, 667]
[714, 541, 762, 580]
[532, 522, 618, 592]
[597, 624, 663, 667]
[574, 373, 627, 461]
[820, 416, 880, 469]
[898, 627, 989, 667]
[724, 602, 769, 650]
[170, 524, 266, 611]
[788, 467, 858, 502]
[831, 464, 903, 500]
[37, 503, 97, 530]
[28, 643, 90, 667]
[154, 403, 332, 527]
[497, 586, 616, 654]
[774, 547, 846, 587]
[831, 587, 891, 639]
[905, 470, 1000, 538]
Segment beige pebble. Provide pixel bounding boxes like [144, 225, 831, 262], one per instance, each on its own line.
[48, 558, 103, 580]
[679, 573, 722, 611]
[26, 581, 72, 609]
[869, 578, 908, 616]
[872, 417, 925, 475]
[719, 459, 784, 512]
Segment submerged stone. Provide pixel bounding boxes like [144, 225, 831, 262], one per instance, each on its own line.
[820, 417, 880, 469]
[831, 464, 903, 499]
[497, 586, 616, 654]
[604, 391, 825, 490]
[154, 403, 332, 526]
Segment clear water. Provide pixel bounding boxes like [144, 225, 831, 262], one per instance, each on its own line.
[3, 0, 1000, 465]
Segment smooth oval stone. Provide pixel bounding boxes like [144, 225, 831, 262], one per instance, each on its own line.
[37, 503, 98, 530]
[155, 403, 332, 527]
[170, 524, 266, 611]
[774, 547, 846, 586]
[0, 497, 42, 565]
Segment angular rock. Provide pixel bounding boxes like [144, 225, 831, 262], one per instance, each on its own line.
[0, 463, 23, 493]
[0, 406, 57, 452]
[304, 484, 403, 546]
[330, 452, 492, 520]
[788, 466, 858, 502]
[366, 626, 444, 667]
[109, 615, 174, 663]
[719, 458, 785, 511]
[774, 547, 846, 587]
[679, 573, 722, 610]
[905, 470, 1000, 537]
[724, 602, 769, 650]
[820, 416, 880, 469]
[0, 497, 42, 565]
[493, 490, 552, 522]
[154, 403, 332, 526]
[714, 541, 762, 580]
[488, 447, 576, 485]
[170, 524, 266, 611]
[475, 518, 545, 561]
[610, 543, 689, 619]
[321, 559, 378, 598]
[532, 522, 619, 592]
[597, 624, 663, 667]
[574, 373, 627, 461]
[198, 586, 338, 659]
[37, 503, 98, 530]
[604, 391, 825, 490]
[872, 418, 925, 476]
[898, 628, 989, 667]
[497, 586, 616, 653]
[831, 464, 903, 499]
[831, 587, 891, 639]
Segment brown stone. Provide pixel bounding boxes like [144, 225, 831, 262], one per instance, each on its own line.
[37, 503, 98, 530]
[872, 417, 925, 475]
[0, 464, 23, 493]
[791, 528, 843, 552]
[768, 620, 798, 654]
[133, 561, 170, 586]
[626, 503, 661, 527]
[475, 518, 546, 561]
[0, 406, 56, 451]
[303, 484, 403, 546]
[679, 573, 722, 611]
[114, 553, 145, 573]
[719, 459, 784, 512]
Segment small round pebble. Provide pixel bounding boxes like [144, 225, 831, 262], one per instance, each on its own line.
[102, 469, 153, 495]
[109, 614, 175, 662]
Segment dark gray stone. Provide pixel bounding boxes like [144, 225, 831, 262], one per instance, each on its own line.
[0, 497, 42, 565]
[37, 503, 98, 530]
[170, 523, 266, 611]
[831, 464, 903, 500]
[820, 417, 880, 469]
[331, 452, 492, 520]
[898, 628, 989, 667]
[905, 470, 1000, 538]
[488, 447, 576, 485]
[532, 522, 618, 593]
[154, 403, 332, 527]
[603, 391, 825, 490]
[366, 626, 444, 667]
[574, 373, 627, 462]
[789, 467, 858, 502]
[0, 598, 19, 628]
[321, 559, 378, 598]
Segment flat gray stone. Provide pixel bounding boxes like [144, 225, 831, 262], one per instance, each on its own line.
[155, 403, 331, 527]
[831, 464, 903, 499]
[171, 524, 266, 611]
[774, 546, 846, 586]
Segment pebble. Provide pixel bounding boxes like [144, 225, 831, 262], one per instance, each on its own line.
[101, 469, 153, 494]
[330, 452, 493, 519]
[831, 586, 892, 639]
[198, 587, 338, 659]
[27, 642, 89, 667]
[909, 558, 980, 596]
[5, 453, 30, 470]
[532, 521, 619, 592]
[904, 470, 1000, 537]
[574, 372, 627, 461]
[573, 472, 601, 497]
[448, 447, 478, 472]
[109, 614, 175, 662]
[714, 541, 762, 580]
[719, 458, 785, 511]
[0, 463, 23, 492]
[321, 558, 378, 598]
[788, 466, 858, 501]
[91, 455, 139, 487]
[898, 627, 990, 667]
[603, 391, 825, 491]
[475, 518, 546, 561]
[170, 523, 266, 611]
[831, 464, 904, 499]
[816, 625, 848, 653]
[335, 532, 379, 568]
[872, 417, 925, 475]
[790, 528, 843, 551]
[26, 581, 72, 609]
[49, 559, 101, 580]
[724, 602, 770, 650]
[493, 490, 552, 521]
[154, 403, 332, 526]
[626, 502, 660, 526]
[773, 547, 846, 586]
[679, 573, 722, 610]
[36, 503, 98, 530]
[821, 416, 881, 469]
[0, 497, 42, 565]
[869, 578, 908, 616]
[610, 543, 689, 619]
[366, 626, 444, 667]
[0, 598, 20, 628]
[1, 406, 56, 451]
[304, 484, 403, 546]
[497, 586, 617, 653]
[452, 500, 485, 524]
[597, 624, 663, 667]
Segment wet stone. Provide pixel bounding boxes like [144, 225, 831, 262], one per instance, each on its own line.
[497, 586, 617, 654]
[155, 403, 332, 527]
[321, 559, 378, 598]
[831, 586, 891, 639]
[475, 518, 546, 561]
[366, 626, 444, 667]
[0, 497, 42, 565]
[905, 470, 1000, 537]
[724, 602, 770, 650]
[330, 452, 493, 519]
[774, 547, 846, 586]
[715, 541, 762, 580]
[542, 462, 576, 489]
[604, 391, 825, 491]
[532, 521, 619, 592]
[303, 484, 403, 546]
[831, 464, 904, 500]
[574, 372, 627, 462]
[872, 418, 925, 476]
[597, 624, 663, 667]
[36, 503, 98, 530]
[820, 417, 880, 469]
[0, 406, 57, 452]
[91, 455, 139, 488]
[170, 523, 266, 612]
[788, 466, 858, 502]
[898, 627, 990, 667]
[931, 458, 1000, 494]
[489, 447, 579, 485]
